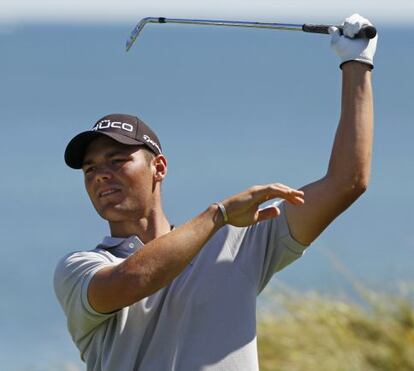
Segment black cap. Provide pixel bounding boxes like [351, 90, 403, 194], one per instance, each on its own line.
[64, 113, 162, 169]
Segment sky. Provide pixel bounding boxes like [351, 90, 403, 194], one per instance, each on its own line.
[0, 2, 413, 369]
[1, 0, 414, 24]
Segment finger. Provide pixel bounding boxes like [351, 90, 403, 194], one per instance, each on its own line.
[289, 189, 304, 197]
[343, 15, 357, 38]
[343, 14, 370, 38]
[268, 184, 304, 201]
[252, 183, 304, 204]
[329, 26, 341, 49]
[347, 13, 371, 27]
[250, 183, 304, 204]
[328, 26, 341, 43]
[257, 206, 280, 222]
[287, 195, 305, 205]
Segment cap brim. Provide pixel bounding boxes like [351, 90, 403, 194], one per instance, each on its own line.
[64, 131, 145, 169]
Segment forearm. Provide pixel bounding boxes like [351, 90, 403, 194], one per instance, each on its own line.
[109, 205, 223, 305]
[326, 62, 373, 193]
[89, 205, 223, 313]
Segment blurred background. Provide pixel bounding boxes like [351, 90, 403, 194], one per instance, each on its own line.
[1, 1, 413, 370]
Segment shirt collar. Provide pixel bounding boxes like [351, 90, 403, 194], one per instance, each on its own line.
[96, 226, 175, 259]
[100, 236, 126, 248]
[96, 235, 144, 258]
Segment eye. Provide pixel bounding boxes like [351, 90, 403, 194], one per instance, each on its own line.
[111, 158, 128, 165]
[84, 166, 96, 175]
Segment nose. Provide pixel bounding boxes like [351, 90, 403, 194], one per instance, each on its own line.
[94, 165, 114, 183]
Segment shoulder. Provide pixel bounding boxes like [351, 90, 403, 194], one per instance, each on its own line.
[55, 249, 115, 274]
[53, 248, 121, 336]
[53, 248, 118, 298]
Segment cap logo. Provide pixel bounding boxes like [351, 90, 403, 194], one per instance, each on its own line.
[92, 119, 134, 133]
[143, 134, 162, 154]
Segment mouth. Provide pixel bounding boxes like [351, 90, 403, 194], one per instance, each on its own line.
[98, 188, 121, 198]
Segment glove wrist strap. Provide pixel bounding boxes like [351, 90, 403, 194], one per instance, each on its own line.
[340, 60, 374, 71]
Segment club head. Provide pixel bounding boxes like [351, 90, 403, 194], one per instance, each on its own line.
[126, 17, 157, 51]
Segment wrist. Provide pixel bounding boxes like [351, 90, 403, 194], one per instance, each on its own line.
[340, 60, 373, 71]
[341, 61, 373, 85]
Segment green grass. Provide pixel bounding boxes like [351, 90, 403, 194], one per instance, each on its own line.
[257, 285, 414, 371]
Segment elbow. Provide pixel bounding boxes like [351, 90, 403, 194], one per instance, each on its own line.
[353, 173, 370, 195]
[329, 173, 369, 204]
[344, 175, 369, 201]
[355, 179, 369, 195]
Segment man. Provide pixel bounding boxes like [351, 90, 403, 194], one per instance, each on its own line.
[54, 14, 377, 371]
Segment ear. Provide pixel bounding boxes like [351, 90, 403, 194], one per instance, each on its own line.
[153, 155, 167, 182]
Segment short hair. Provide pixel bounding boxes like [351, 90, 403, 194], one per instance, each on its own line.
[142, 148, 155, 165]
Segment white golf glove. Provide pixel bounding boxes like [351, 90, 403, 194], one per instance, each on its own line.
[329, 14, 377, 69]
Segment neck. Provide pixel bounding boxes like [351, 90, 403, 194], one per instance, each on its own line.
[109, 207, 171, 244]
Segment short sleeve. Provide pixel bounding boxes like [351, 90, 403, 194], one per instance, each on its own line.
[228, 201, 309, 293]
[53, 251, 117, 342]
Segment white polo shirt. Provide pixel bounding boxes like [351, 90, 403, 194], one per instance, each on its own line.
[54, 202, 308, 371]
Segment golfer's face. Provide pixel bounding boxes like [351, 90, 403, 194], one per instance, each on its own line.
[82, 136, 154, 222]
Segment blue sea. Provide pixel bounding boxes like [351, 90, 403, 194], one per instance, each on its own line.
[0, 23, 413, 370]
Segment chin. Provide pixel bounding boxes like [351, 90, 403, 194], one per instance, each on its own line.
[95, 203, 126, 222]
[98, 202, 141, 223]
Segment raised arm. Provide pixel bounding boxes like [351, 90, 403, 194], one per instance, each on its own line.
[88, 183, 304, 313]
[284, 14, 377, 246]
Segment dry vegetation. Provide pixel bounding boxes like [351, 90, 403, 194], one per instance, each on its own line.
[257, 285, 414, 371]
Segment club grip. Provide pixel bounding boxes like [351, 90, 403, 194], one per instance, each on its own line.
[302, 24, 377, 39]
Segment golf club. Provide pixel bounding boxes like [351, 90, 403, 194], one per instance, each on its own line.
[126, 17, 377, 51]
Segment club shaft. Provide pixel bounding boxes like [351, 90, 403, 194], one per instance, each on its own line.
[126, 17, 303, 51]
[155, 17, 303, 31]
